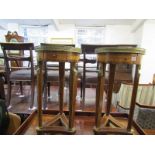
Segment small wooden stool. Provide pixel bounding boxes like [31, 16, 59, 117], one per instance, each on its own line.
[35, 44, 81, 134]
[94, 47, 145, 134]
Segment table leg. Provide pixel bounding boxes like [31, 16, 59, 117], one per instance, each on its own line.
[82, 61, 86, 109]
[37, 60, 43, 128]
[59, 62, 65, 114]
[127, 64, 140, 131]
[43, 62, 47, 110]
[95, 63, 106, 128]
[69, 62, 77, 131]
[106, 64, 116, 115]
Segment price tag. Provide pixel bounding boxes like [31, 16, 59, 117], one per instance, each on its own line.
[131, 57, 136, 61]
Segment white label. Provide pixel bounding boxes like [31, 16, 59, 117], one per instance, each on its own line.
[131, 57, 136, 61]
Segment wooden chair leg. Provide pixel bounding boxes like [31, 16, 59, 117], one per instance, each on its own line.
[30, 80, 35, 109]
[19, 81, 23, 95]
[7, 81, 12, 108]
[43, 67, 48, 110]
[47, 82, 50, 97]
[43, 82, 47, 110]
[80, 77, 83, 98]
[82, 72, 86, 108]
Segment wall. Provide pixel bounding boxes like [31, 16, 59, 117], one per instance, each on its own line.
[47, 24, 75, 43]
[7, 23, 19, 32]
[139, 20, 155, 83]
[133, 24, 144, 47]
[1, 22, 137, 45]
[104, 21, 155, 84]
[48, 24, 136, 45]
[104, 25, 135, 44]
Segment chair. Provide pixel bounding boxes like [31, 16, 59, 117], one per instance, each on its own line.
[5, 31, 25, 96]
[135, 85, 155, 129]
[0, 42, 35, 109]
[114, 83, 141, 114]
[115, 83, 154, 123]
[40, 43, 76, 109]
[80, 44, 104, 108]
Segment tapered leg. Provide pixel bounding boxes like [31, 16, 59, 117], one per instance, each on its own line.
[106, 64, 116, 115]
[37, 60, 43, 128]
[80, 77, 83, 98]
[69, 62, 77, 131]
[43, 63, 48, 110]
[82, 61, 86, 109]
[30, 79, 35, 109]
[95, 63, 106, 128]
[19, 81, 23, 95]
[43, 84, 47, 110]
[7, 81, 12, 108]
[59, 62, 65, 114]
[127, 65, 140, 131]
[47, 82, 50, 97]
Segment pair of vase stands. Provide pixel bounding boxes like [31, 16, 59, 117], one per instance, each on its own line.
[35, 44, 145, 135]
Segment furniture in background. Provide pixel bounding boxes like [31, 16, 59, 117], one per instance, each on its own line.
[0, 43, 36, 109]
[5, 31, 24, 42]
[5, 31, 26, 96]
[35, 44, 80, 134]
[115, 83, 153, 112]
[135, 103, 155, 129]
[94, 46, 145, 134]
[80, 44, 99, 108]
[115, 83, 155, 129]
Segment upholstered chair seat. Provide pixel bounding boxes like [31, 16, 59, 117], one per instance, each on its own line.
[10, 70, 37, 81]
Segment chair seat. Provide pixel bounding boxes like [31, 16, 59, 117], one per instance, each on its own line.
[136, 106, 155, 129]
[47, 70, 69, 81]
[85, 72, 98, 84]
[10, 69, 36, 81]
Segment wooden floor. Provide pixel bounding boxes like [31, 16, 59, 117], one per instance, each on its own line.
[15, 111, 144, 135]
[7, 84, 116, 114]
[4, 84, 155, 135]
